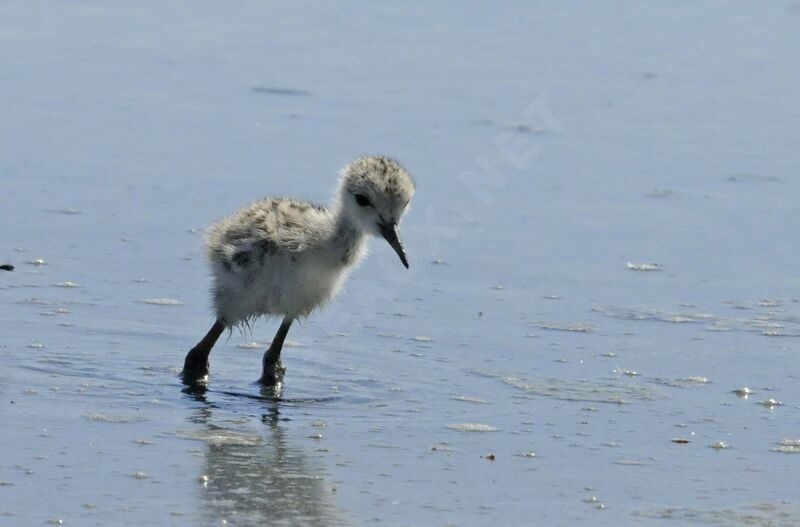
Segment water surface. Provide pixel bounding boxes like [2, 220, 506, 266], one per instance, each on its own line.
[2, 2, 799, 525]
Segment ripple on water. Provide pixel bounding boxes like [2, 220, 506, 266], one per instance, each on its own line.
[138, 298, 183, 306]
[17, 298, 74, 306]
[650, 376, 710, 388]
[238, 340, 303, 349]
[772, 439, 800, 454]
[45, 208, 82, 215]
[175, 428, 261, 447]
[83, 412, 145, 423]
[451, 395, 490, 404]
[593, 304, 800, 336]
[593, 305, 712, 324]
[472, 369, 657, 404]
[728, 173, 783, 183]
[634, 502, 800, 525]
[646, 189, 676, 198]
[446, 423, 498, 432]
[251, 86, 310, 96]
[626, 262, 663, 271]
[531, 321, 596, 333]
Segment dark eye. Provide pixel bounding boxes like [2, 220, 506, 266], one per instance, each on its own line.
[354, 194, 371, 207]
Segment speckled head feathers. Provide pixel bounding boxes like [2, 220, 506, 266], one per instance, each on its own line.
[340, 156, 415, 209]
[338, 156, 415, 265]
[338, 156, 414, 228]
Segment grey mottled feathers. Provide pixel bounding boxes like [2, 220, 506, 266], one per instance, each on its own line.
[206, 197, 331, 271]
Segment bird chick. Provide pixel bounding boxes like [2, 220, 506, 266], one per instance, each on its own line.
[183, 156, 415, 387]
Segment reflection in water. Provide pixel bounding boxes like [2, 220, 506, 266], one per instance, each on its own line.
[183, 386, 347, 526]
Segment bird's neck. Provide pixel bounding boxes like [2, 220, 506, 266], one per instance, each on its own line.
[328, 207, 366, 267]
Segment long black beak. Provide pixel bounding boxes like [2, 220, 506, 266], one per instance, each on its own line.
[379, 222, 409, 269]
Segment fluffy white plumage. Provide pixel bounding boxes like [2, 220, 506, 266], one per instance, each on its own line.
[183, 155, 415, 386]
[205, 155, 415, 326]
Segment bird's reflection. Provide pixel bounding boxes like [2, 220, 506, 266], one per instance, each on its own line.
[183, 384, 347, 526]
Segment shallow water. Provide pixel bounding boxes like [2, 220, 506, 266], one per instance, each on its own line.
[2, 2, 800, 525]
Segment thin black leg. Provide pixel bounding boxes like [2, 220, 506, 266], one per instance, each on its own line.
[183, 319, 225, 384]
[260, 317, 293, 386]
